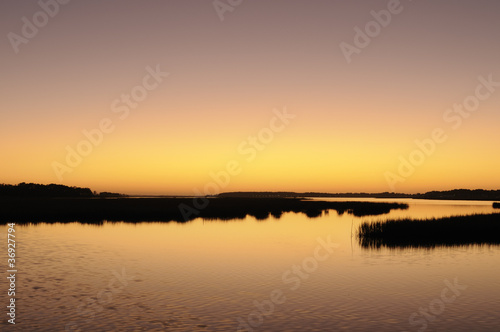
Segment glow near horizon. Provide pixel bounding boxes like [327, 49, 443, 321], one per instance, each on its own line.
[1, 0, 500, 195]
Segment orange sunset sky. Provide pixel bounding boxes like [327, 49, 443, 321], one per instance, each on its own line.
[1, 0, 500, 195]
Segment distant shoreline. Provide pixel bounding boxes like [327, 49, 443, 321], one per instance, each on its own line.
[217, 190, 500, 201]
[2, 183, 500, 201]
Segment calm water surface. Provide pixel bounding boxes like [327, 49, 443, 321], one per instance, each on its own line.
[1, 199, 499, 331]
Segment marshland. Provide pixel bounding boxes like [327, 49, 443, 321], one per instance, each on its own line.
[357, 213, 500, 249]
[0, 196, 408, 224]
[1, 184, 500, 331]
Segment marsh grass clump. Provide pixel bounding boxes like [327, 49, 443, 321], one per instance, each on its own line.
[358, 213, 500, 249]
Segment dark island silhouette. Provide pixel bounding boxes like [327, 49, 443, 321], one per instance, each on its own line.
[0, 183, 409, 224]
[0, 196, 407, 224]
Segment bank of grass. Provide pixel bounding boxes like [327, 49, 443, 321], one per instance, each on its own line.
[358, 213, 500, 249]
[0, 197, 408, 224]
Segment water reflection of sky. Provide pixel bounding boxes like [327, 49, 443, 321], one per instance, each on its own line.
[1, 200, 499, 331]
[312, 197, 497, 221]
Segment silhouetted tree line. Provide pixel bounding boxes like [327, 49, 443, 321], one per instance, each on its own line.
[99, 192, 127, 197]
[219, 189, 500, 201]
[415, 189, 500, 201]
[0, 183, 94, 197]
[217, 191, 414, 198]
[218, 192, 304, 198]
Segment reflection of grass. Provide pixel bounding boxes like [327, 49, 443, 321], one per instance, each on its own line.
[0, 197, 408, 224]
[494, 203, 500, 209]
[358, 214, 500, 249]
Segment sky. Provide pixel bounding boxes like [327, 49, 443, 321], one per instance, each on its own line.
[1, 0, 500, 195]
